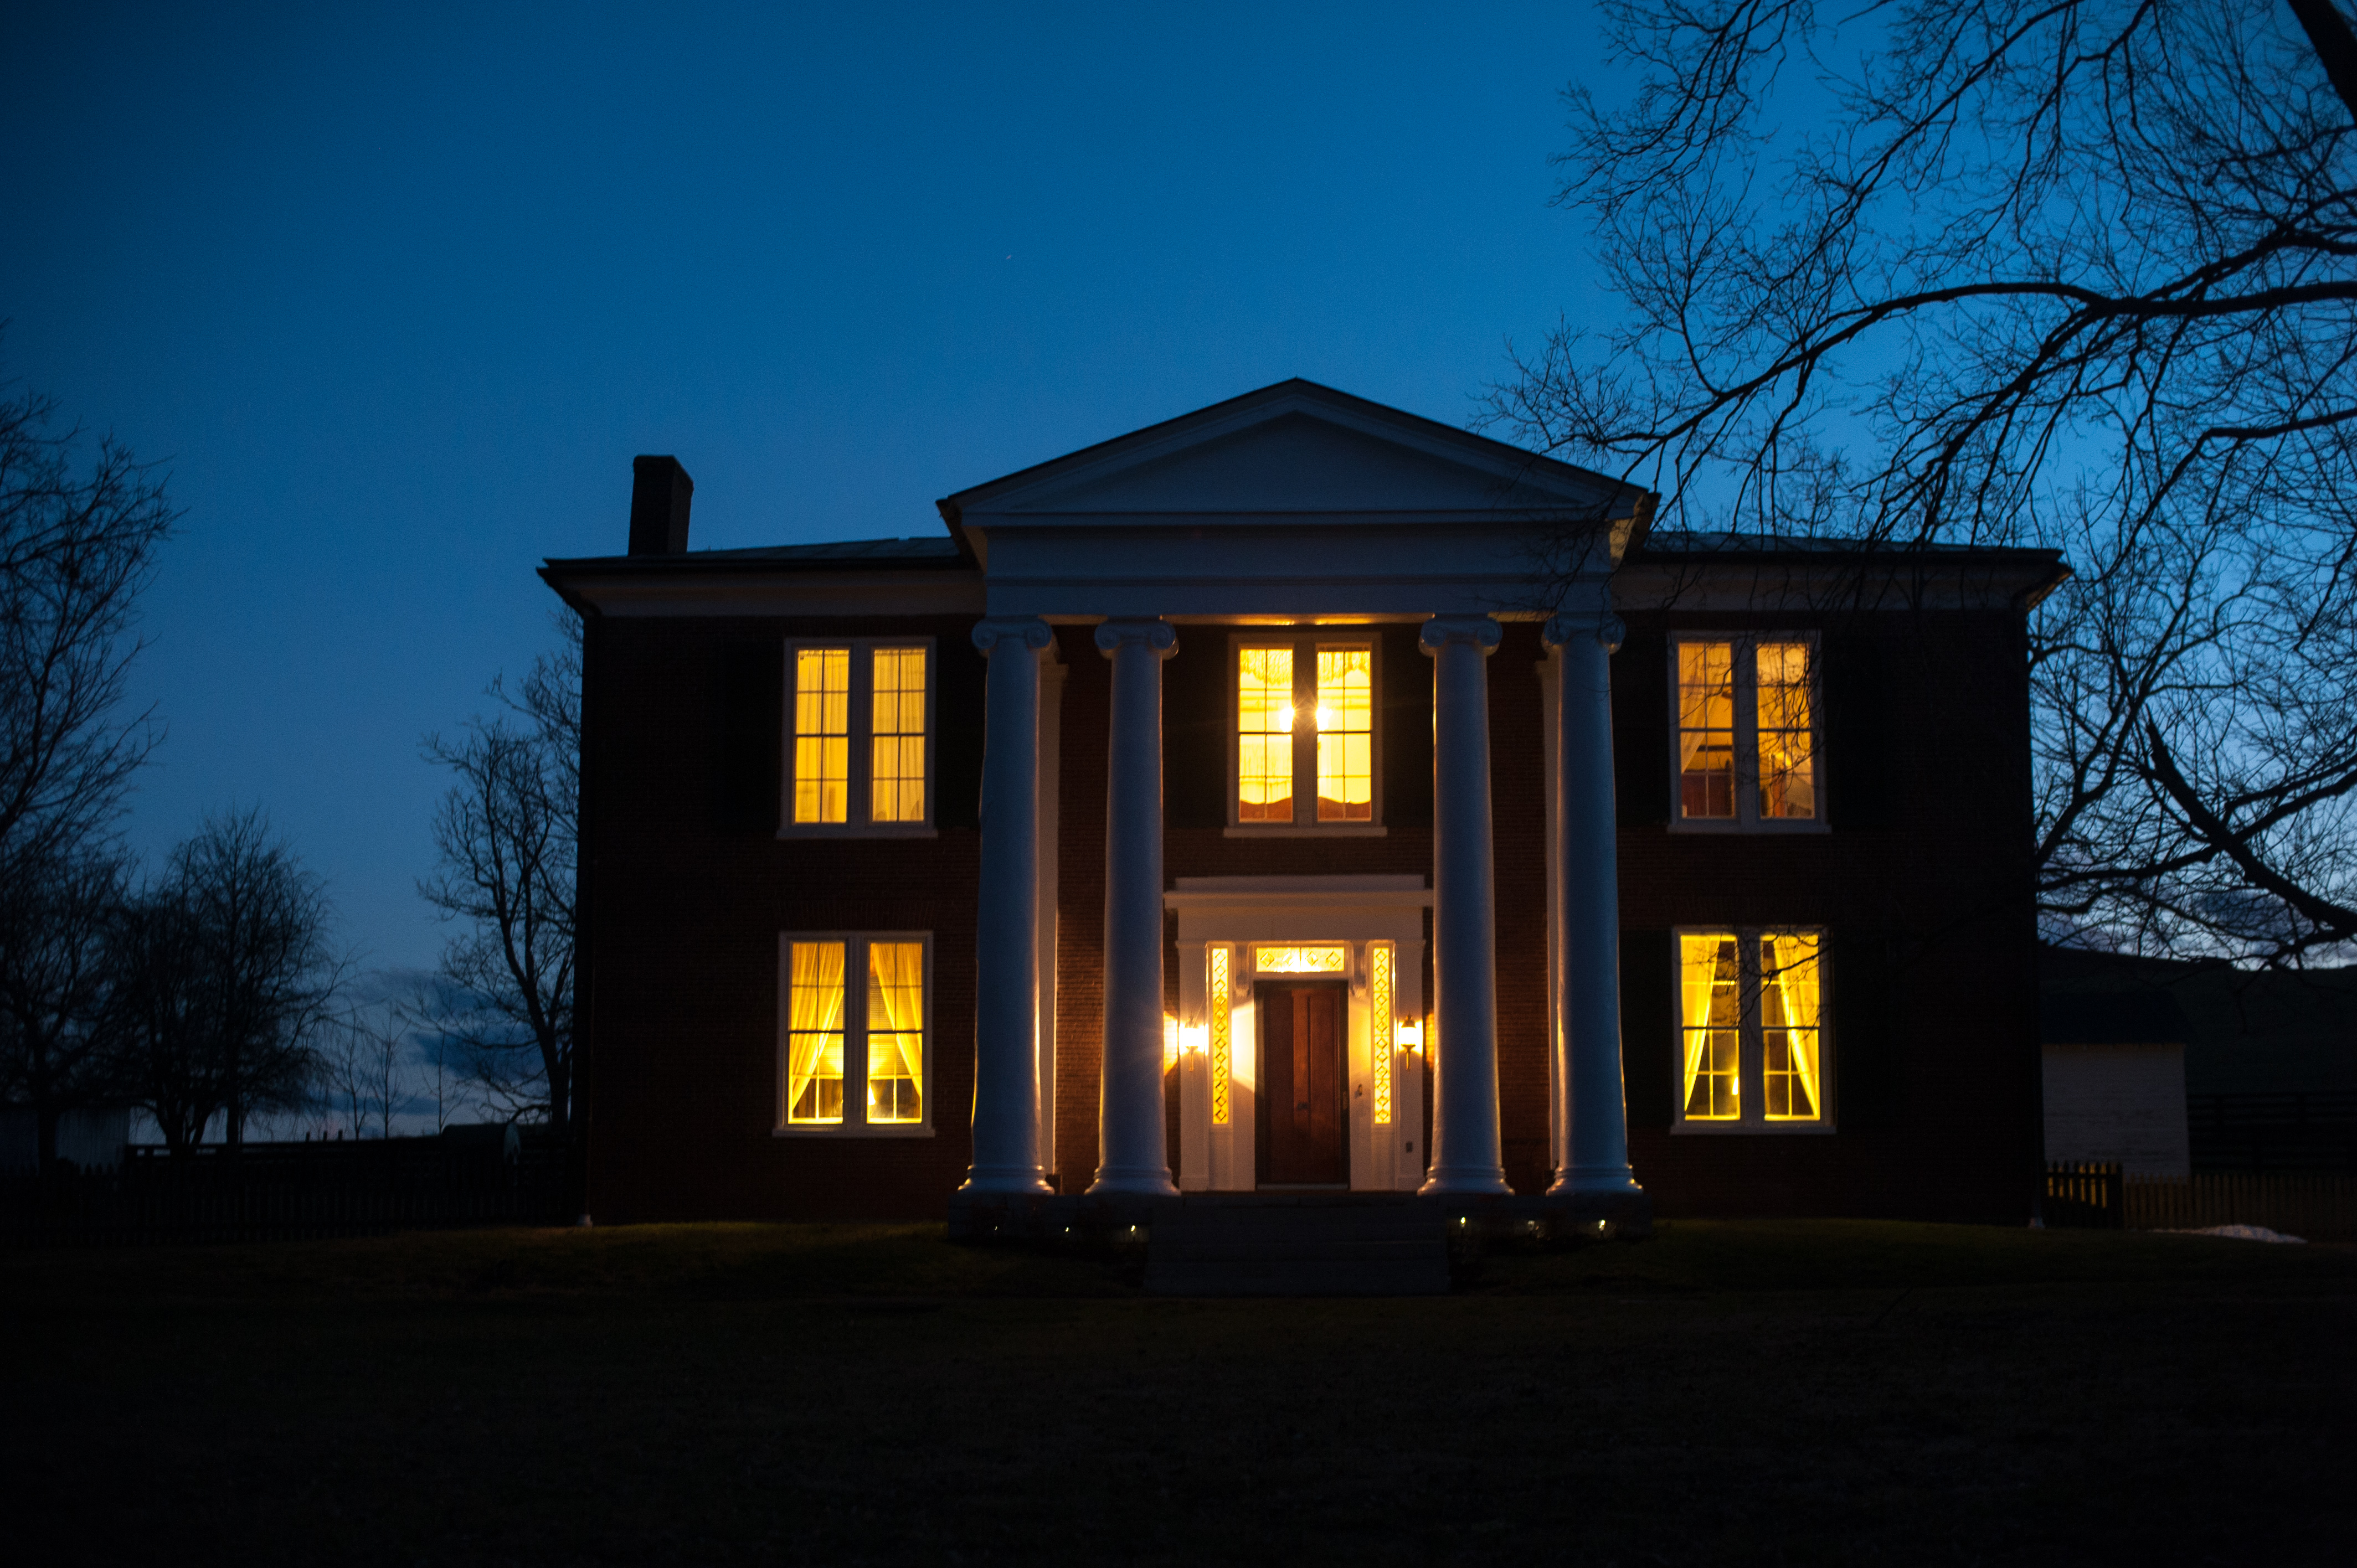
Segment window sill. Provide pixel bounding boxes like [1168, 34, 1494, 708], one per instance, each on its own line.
[776, 824, 940, 840]
[772, 1125, 938, 1139]
[1223, 825, 1388, 839]
[1671, 1121, 1837, 1136]
[1666, 818, 1831, 836]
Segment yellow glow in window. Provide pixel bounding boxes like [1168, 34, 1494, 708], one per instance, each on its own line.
[1679, 933, 1740, 1120]
[1677, 642, 1735, 820]
[1210, 947, 1232, 1126]
[1756, 642, 1816, 820]
[1256, 945, 1347, 974]
[794, 648, 850, 824]
[1761, 932, 1821, 1120]
[1315, 647, 1373, 822]
[1370, 943, 1394, 1125]
[1238, 647, 1295, 822]
[785, 941, 846, 1124]
[869, 647, 928, 824]
[864, 941, 924, 1123]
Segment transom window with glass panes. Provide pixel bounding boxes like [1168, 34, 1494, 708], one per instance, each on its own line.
[786, 641, 933, 833]
[1672, 634, 1821, 829]
[1234, 636, 1377, 828]
[1675, 929, 1829, 1131]
[778, 934, 931, 1134]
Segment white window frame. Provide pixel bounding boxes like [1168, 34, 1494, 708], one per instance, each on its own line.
[1665, 631, 1828, 834]
[1668, 925, 1835, 1135]
[1223, 630, 1387, 839]
[779, 637, 939, 839]
[774, 930, 936, 1138]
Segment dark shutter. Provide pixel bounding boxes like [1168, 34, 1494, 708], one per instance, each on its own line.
[933, 633, 987, 831]
[1613, 627, 1670, 827]
[1382, 626, 1433, 827]
[712, 638, 782, 834]
[1830, 926, 1894, 1130]
[1164, 630, 1228, 830]
[1619, 929, 1674, 1129]
[1823, 632, 1886, 831]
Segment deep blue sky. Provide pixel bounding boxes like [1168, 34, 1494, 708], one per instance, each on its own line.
[2, 2, 1614, 973]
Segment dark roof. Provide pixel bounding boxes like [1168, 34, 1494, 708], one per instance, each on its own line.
[543, 535, 970, 575]
[2040, 989, 2194, 1046]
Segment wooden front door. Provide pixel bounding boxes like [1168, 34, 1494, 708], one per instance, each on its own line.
[1258, 982, 1348, 1185]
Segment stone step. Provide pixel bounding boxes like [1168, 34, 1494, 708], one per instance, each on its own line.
[1144, 1201, 1450, 1296]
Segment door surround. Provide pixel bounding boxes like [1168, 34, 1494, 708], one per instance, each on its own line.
[1164, 876, 1430, 1192]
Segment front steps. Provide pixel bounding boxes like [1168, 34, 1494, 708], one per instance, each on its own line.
[1143, 1195, 1451, 1297]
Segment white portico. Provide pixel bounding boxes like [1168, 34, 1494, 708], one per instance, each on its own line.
[945, 379, 1646, 1208]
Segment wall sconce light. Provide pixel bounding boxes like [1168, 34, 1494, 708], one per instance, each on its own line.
[1397, 1019, 1424, 1053]
[1180, 1024, 1208, 1056]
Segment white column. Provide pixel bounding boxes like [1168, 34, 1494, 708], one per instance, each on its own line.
[1546, 611, 1643, 1196]
[1419, 615, 1511, 1196]
[1089, 617, 1180, 1196]
[963, 617, 1053, 1195]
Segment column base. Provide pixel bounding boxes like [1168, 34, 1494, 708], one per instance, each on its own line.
[960, 1166, 1054, 1196]
[1087, 1165, 1179, 1197]
[1547, 1165, 1644, 1198]
[1418, 1167, 1513, 1198]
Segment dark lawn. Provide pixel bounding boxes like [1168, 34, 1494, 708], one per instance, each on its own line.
[3, 1220, 2349, 1566]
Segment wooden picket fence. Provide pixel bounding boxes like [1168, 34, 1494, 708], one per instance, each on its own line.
[2043, 1162, 2126, 1229]
[2126, 1172, 2357, 1243]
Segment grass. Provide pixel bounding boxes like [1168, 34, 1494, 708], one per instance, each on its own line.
[4, 1220, 2350, 1566]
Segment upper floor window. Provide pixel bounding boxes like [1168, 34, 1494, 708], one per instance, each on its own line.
[785, 641, 934, 834]
[1675, 927, 1829, 1131]
[778, 933, 932, 1136]
[1232, 636, 1379, 831]
[1672, 635, 1820, 829]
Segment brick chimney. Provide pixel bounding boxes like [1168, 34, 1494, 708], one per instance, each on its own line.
[627, 455, 694, 555]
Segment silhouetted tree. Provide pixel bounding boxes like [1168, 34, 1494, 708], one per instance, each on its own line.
[318, 1001, 408, 1141]
[0, 847, 127, 1172]
[418, 617, 579, 1130]
[0, 345, 174, 880]
[1492, 1, 2357, 963]
[108, 812, 338, 1155]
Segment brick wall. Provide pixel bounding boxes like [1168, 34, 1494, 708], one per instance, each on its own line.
[579, 604, 2042, 1224]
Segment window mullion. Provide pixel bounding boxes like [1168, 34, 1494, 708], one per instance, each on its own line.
[1735, 638, 1759, 829]
[847, 936, 869, 1129]
[1739, 929, 1765, 1127]
[849, 646, 874, 827]
[1295, 638, 1315, 822]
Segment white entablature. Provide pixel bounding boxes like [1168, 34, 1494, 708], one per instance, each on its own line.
[939, 379, 1642, 621]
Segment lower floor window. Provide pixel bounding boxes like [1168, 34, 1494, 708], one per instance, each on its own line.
[1675, 927, 1826, 1129]
[780, 933, 931, 1132]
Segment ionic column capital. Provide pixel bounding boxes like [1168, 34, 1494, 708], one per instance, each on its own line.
[972, 617, 1054, 656]
[1094, 618, 1179, 659]
[1542, 611, 1627, 654]
[1419, 615, 1504, 656]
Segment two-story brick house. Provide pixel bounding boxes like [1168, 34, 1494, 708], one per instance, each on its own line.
[542, 380, 2063, 1226]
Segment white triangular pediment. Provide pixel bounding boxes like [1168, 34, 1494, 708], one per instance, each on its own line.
[952, 382, 1631, 523]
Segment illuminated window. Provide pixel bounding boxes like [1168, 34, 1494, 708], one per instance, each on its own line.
[794, 649, 850, 825]
[1255, 945, 1349, 974]
[869, 648, 928, 824]
[1238, 647, 1295, 822]
[1370, 943, 1394, 1126]
[1210, 946, 1232, 1126]
[1233, 636, 1380, 829]
[778, 933, 932, 1134]
[786, 640, 934, 833]
[784, 941, 846, 1124]
[1674, 927, 1828, 1130]
[1671, 635, 1820, 828]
